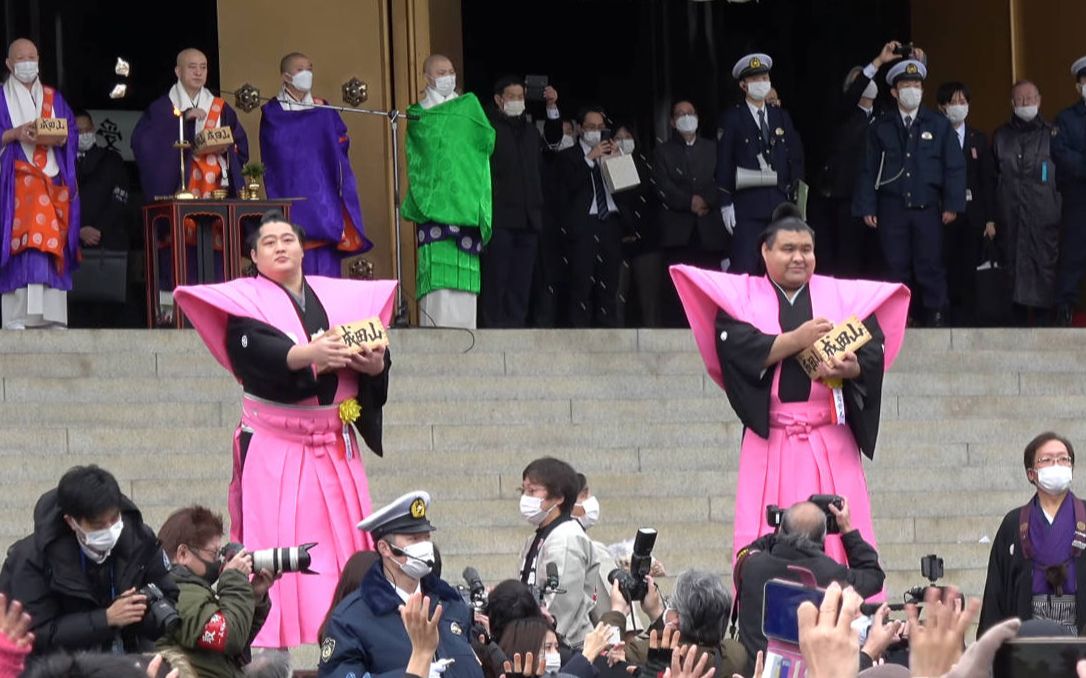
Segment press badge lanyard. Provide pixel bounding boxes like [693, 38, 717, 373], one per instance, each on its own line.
[80, 550, 123, 654]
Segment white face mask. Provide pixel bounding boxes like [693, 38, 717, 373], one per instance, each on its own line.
[1036, 465, 1073, 495]
[78, 132, 96, 152]
[433, 75, 456, 97]
[945, 104, 969, 125]
[575, 496, 600, 529]
[557, 134, 575, 150]
[617, 139, 635, 155]
[861, 79, 878, 101]
[545, 653, 562, 673]
[581, 130, 602, 148]
[520, 495, 556, 526]
[13, 61, 38, 85]
[392, 540, 435, 580]
[290, 69, 313, 93]
[1014, 105, 1039, 122]
[503, 99, 526, 117]
[746, 80, 772, 102]
[72, 518, 124, 564]
[675, 114, 699, 134]
[897, 86, 922, 111]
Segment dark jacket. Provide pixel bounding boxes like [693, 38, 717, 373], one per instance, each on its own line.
[979, 494, 1086, 635]
[0, 489, 178, 656]
[318, 561, 482, 678]
[853, 105, 967, 217]
[557, 143, 615, 237]
[734, 531, 885, 666]
[157, 566, 271, 678]
[1053, 100, 1086, 204]
[488, 109, 562, 232]
[653, 135, 726, 251]
[960, 125, 991, 227]
[985, 115, 1062, 308]
[817, 71, 877, 199]
[716, 103, 804, 219]
[76, 145, 132, 251]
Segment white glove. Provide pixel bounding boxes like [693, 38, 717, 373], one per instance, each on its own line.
[721, 204, 736, 235]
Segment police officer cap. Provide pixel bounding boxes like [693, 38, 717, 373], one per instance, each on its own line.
[732, 53, 773, 80]
[886, 59, 927, 86]
[357, 490, 435, 540]
[1072, 56, 1086, 79]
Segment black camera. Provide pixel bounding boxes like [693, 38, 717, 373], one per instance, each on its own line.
[893, 42, 914, 58]
[525, 74, 549, 102]
[903, 554, 946, 605]
[766, 505, 784, 531]
[809, 495, 844, 534]
[608, 528, 657, 603]
[221, 541, 318, 575]
[139, 583, 180, 636]
[460, 566, 488, 612]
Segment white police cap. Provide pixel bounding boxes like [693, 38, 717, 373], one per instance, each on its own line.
[732, 53, 773, 80]
[886, 59, 927, 86]
[357, 490, 435, 540]
[1073, 56, 1086, 78]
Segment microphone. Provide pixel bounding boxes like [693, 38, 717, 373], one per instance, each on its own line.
[389, 544, 434, 567]
[545, 562, 561, 591]
[463, 567, 485, 595]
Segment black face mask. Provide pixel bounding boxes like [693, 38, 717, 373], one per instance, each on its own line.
[194, 553, 222, 585]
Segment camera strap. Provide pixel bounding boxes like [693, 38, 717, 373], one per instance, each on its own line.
[727, 546, 761, 639]
[1018, 496, 1086, 561]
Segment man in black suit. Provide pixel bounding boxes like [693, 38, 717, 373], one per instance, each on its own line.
[558, 106, 623, 327]
[936, 81, 991, 325]
[481, 76, 563, 328]
[811, 43, 903, 278]
[71, 110, 133, 328]
[654, 100, 726, 326]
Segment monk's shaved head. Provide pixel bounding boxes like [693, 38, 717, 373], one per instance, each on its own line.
[280, 52, 310, 75]
[7, 38, 37, 61]
[424, 54, 454, 78]
[176, 48, 206, 68]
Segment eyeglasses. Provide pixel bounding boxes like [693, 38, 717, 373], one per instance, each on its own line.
[187, 544, 220, 561]
[1035, 456, 1074, 468]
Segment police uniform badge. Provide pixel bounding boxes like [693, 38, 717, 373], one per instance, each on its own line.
[750, 57, 761, 69]
[774, 127, 784, 137]
[411, 498, 427, 519]
[906, 63, 919, 75]
[921, 131, 933, 140]
[450, 621, 463, 636]
[321, 637, 336, 663]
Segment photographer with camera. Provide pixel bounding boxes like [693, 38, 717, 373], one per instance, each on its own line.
[516, 458, 599, 649]
[615, 570, 747, 677]
[0, 465, 178, 657]
[155, 506, 274, 677]
[733, 496, 884, 671]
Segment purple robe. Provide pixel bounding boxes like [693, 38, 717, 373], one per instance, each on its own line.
[260, 100, 370, 277]
[131, 94, 249, 200]
[0, 86, 81, 293]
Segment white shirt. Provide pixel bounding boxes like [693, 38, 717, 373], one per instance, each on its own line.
[277, 85, 315, 112]
[419, 88, 458, 111]
[746, 100, 769, 129]
[394, 580, 420, 603]
[954, 123, 966, 149]
[899, 108, 918, 127]
[579, 139, 618, 216]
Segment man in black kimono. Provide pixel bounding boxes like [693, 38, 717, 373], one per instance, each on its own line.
[173, 210, 398, 647]
[980, 432, 1086, 635]
[669, 204, 911, 566]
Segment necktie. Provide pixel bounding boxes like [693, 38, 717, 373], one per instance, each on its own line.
[758, 108, 770, 146]
[904, 115, 913, 131]
[591, 162, 609, 221]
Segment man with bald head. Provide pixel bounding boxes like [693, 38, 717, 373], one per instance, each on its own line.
[733, 496, 885, 665]
[131, 48, 249, 290]
[259, 51, 371, 277]
[0, 38, 80, 329]
[402, 53, 495, 328]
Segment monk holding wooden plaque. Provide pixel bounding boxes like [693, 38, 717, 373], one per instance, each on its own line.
[194, 125, 235, 156]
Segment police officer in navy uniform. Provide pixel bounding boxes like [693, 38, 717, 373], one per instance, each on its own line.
[318, 491, 482, 678]
[716, 53, 805, 273]
[1052, 56, 1086, 326]
[854, 58, 966, 327]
